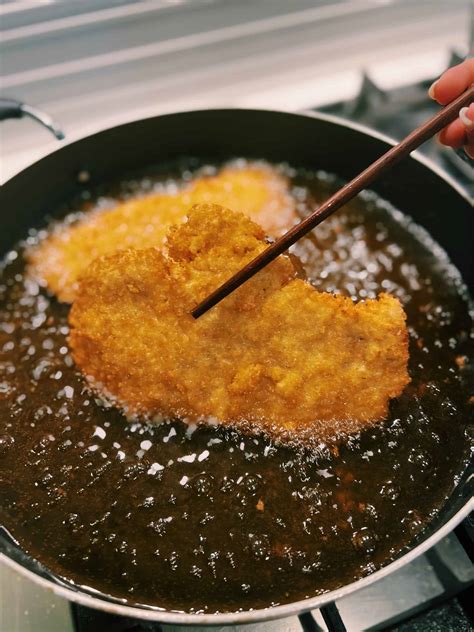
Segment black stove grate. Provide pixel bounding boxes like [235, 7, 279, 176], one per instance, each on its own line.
[70, 601, 349, 632]
[70, 603, 163, 632]
[316, 51, 473, 197]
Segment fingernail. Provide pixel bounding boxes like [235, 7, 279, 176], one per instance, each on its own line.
[428, 80, 438, 100]
[465, 146, 474, 160]
[459, 107, 474, 129]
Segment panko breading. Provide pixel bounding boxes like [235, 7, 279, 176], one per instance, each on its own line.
[69, 204, 409, 442]
[28, 164, 297, 303]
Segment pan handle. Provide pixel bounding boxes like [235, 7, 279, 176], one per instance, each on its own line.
[0, 97, 64, 140]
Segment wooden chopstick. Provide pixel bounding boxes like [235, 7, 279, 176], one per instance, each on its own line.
[192, 85, 474, 319]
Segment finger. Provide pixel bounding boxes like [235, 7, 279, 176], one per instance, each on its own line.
[459, 103, 474, 159]
[429, 58, 474, 105]
[438, 118, 467, 149]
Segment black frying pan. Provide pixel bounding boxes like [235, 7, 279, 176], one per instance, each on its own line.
[0, 106, 473, 627]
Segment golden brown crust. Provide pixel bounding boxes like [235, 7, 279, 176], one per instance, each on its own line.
[69, 204, 410, 442]
[28, 165, 297, 303]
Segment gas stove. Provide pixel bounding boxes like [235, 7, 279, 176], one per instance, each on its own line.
[1, 2, 472, 630]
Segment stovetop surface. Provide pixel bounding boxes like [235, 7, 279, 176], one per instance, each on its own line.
[1, 2, 472, 630]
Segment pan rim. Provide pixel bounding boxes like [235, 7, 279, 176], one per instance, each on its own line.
[1, 106, 472, 208]
[1, 106, 472, 625]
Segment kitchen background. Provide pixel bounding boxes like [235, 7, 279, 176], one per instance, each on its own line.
[1, 0, 472, 182]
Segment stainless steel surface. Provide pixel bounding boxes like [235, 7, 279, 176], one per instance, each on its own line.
[0, 563, 73, 632]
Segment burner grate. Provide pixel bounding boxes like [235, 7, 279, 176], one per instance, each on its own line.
[316, 51, 473, 197]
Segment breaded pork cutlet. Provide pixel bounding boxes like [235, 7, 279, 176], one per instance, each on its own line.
[69, 204, 409, 443]
[28, 164, 297, 303]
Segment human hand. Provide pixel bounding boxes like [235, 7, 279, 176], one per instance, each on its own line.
[429, 58, 474, 159]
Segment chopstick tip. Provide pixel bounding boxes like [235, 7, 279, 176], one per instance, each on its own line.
[191, 303, 206, 319]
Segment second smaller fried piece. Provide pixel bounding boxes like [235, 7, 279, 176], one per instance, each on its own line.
[69, 204, 409, 443]
[28, 163, 297, 303]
